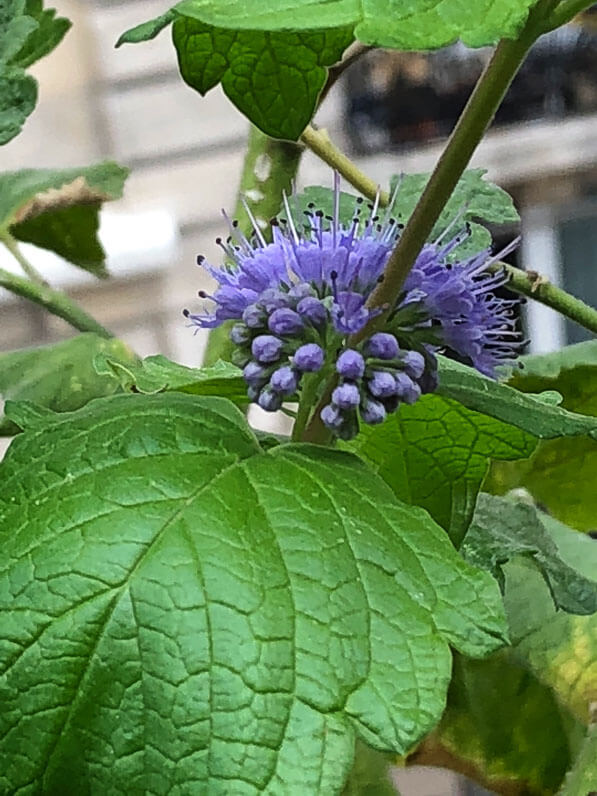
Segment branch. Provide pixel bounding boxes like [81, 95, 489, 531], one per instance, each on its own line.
[301, 125, 388, 204]
[0, 267, 113, 339]
[0, 231, 48, 285]
[544, 0, 597, 31]
[494, 262, 597, 335]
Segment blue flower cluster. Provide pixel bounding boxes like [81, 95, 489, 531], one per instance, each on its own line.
[185, 175, 520, 439]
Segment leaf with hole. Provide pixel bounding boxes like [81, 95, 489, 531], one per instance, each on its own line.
[0, 163, 129, 276]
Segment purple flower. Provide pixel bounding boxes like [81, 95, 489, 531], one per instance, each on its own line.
[243, 360, 267, 385]
[252, 335, 283, 363]
[297, 296, 327, 327]
[332, 383, 361, 409]
[336, 350, 365, 380]
[293, 343, 324, 372]
[368, 371, 398, 398]
[230, 323, 250, 345]
[365, 333, 399, 360]
[361, 399, 386, 425]
[268, 308, 303, 336]
[321, 404, 344, 431]
[187, 171, 521, 428]
[400, 351, 425, 380]
[270, 366, 298, 395]
[242, 303, 266, 329]
[258, 389, 283, 412]
[394, 372, 422, 404]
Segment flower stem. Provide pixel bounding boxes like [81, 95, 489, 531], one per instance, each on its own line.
[0, 231, 48, 285]
[0, 266, 113, 339]
[203, 125, 302, 366]
[301, 125, 389, 206]
[292, 371, 327, 442]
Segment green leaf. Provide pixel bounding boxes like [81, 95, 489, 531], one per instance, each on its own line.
[0, 69, 36, 144]
[489, 342, 597, 531]
[115, 9, 178, 46]
[0, 162, 129, 276]
[0, 0, 70, 144]
[348, 357, 597, 547]
[0, 334, 138, 435]
[502, 518, 597, 724]
[558, 722, 597, 796]
[462, 493, 597, 615]
[389, 169, 519, 255]
[426, 651, 578, 795]
[9, 0, 71, 69]
[95, 353, 247, 403]
[0, 393, 508, 793]
[118, 9, 352, 140]
[173, 16, 352, 140]
[174, 0, 539, 49]
[437, 356, 597, 440]
[348, 394, 537, 547]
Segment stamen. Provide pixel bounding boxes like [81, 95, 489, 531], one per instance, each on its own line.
[241, 198, 267, 247]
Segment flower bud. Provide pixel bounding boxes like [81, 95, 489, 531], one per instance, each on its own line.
[361, 399, 386, 425]
[332, 382, 360, 409]
[268, 308, 304, 336]
[336, 349, 365, 380]
[293, 343, 324, 372]
[251, 335, 283, 363]
[368, 371, 398, 398]
[365, 332, 399, 360]
[270, 366, 298, 396]
[297, 296, 327, 328]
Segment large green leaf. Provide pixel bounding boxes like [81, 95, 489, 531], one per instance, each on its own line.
[95, 352, 247, 403]
[0, 393, 507, 793]
[174, 0, 540, 49]
[503, 516, 597, 724]
[462, 493, 597, 615]
[349, 394, 536, 546]
[0, 163, 129, 276]
[0, 0, 70, 144]
[0, 334, 137, 435]
[489, 342, 597, 531]
[118, 10, 352, 141]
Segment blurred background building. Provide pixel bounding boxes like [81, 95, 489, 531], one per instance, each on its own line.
[1, 2, 595, 791]
[1, 1, 596, 367]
